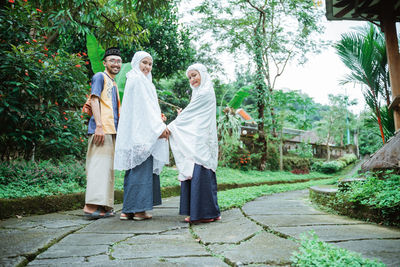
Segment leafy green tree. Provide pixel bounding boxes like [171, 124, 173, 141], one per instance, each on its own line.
[272, 90, 318, 169]
[190, 0, 325, 169]
[7, 0, 170, 49]
[0, 1, 89, 161]
[358, 111, 387, 156]
[316, 94, 356, 161]
[335, 23, 394, 145]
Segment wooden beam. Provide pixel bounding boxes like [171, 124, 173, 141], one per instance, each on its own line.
[381, 4, 400, 131]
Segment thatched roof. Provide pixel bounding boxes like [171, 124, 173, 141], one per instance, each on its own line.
[361, 130, 400, 171]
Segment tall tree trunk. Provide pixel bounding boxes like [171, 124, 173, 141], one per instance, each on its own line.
[254, 24, 267, 170]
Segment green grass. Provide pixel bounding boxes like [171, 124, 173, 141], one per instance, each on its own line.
[291, 232, 385, 267]
[217, 177, 338, 211]
[115, 166, 333, 190]
[1, 163, 335, 199]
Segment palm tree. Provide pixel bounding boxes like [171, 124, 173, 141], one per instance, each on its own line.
[335, 24, 394, 144]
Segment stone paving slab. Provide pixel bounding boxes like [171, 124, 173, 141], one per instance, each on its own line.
[36, 244, 110, 259]
[242, 197, 324, 216]
[208, 231, 298, 265]
[78, 207, 187, 234]
[112, 229, 209, 259]
[334, 239, 400, 267]
[0, 213, 90, 229]
[250, 214, 367, 227]
[274, 224, 400, 242]
[1, 256, 27, 267]
[30, 256, 228, 267]
[191, 209, 263, 244]
[59, 233, 132, 245]
[0, 227, 77, 258]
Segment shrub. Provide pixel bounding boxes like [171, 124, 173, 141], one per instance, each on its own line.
[336, 172, 400, 220]
[0, 1, 89, 160]
[283, 156, 311, 171]
[320, 160, 346, 173]
[311, 160, 324, 172]
[291, 232, 385, 266]
[338, 153, 357, 165]
[313, 154, 357, 174]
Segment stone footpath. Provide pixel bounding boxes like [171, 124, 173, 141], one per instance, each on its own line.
[1, 190, 399, 267]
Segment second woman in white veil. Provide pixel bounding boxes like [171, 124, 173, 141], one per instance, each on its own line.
[168, 63, 221, 223]
[114, 51, 169, 221]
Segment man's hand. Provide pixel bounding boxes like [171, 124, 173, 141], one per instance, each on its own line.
[93, 125, 105, 146]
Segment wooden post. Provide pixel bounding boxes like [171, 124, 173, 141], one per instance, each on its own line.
[382, 9, 400, 131]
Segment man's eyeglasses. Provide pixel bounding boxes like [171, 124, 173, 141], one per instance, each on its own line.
[107, 59, 122, 65]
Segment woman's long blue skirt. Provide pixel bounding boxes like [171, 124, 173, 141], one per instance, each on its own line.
[122, 155, 162, 213]
[179, 164, 220, 221]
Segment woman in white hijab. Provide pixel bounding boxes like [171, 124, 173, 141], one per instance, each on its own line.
[168, 63, 221, 223]
[114, 51, 169, 221]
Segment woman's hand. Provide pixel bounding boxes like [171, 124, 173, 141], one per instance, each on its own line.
[177, 108, 182, 115]
[159, 128, 170, 139]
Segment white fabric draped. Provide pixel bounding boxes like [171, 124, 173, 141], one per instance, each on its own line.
[114, 51, 169, 174]
[168, 63, 218, 181]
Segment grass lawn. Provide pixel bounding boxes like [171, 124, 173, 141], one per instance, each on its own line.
[1, 164, 337, 199]
[115, 166, 334, 190]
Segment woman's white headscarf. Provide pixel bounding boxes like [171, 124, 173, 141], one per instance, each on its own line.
[168, 63, 218, 181]
[114, 51, 169, 174]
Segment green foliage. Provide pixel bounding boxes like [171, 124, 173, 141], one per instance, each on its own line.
[13, 0, 168, 48]
[312, 154, 356, 174]
[291, 232, 385, 267]
[2, 159, 333, 200]
[335, 23, 394, 142]
[316, 94, 357, 155]
[337, 172, 400, 211]
[358, 111, 384, 155]
[0, 14, 88, 160]
[119, 2, 196, 80]
[217, 112, 242, 165]
[273, 90, 318, 131]
[228, 86, 251, 109]
[320, 161, 346, 174]
[115, 63, 132, 99]
[338, 153, 357, 165]
[86, 33, 105, 74]
[0, 160, 86, 199]
[282, 156, 310, 171]
[289, 142, 314, 159]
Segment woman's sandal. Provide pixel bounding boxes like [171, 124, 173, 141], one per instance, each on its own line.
[184, 216, 221, 223]
[133, 212, 152, 221]
[120, 213, 133, 220]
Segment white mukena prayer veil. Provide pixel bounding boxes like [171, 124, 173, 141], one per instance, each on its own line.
[114, 51, 169, 174]
[168, 63, 218, 181]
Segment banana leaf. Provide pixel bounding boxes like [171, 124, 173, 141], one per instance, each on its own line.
[86, 33, 105, 74]
[228, 85, 251, 109]
[115, 63, 132, 101]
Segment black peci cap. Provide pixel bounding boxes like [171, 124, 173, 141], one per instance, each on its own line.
[103, 47, 121, 60]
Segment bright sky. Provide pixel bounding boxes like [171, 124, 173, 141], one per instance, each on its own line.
[275, 20, 368, 114]
[179, 1, 400, 115]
